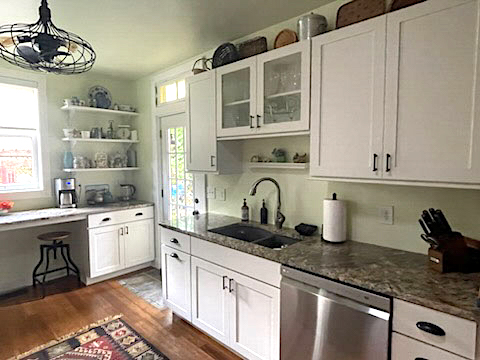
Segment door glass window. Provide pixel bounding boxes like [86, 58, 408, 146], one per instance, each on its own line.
[166, 126, 195, 226]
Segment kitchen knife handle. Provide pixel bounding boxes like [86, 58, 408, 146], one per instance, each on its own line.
[385, 154, 391, 172]
[372, 154, 378, 171]
[416, 321, 446, 336]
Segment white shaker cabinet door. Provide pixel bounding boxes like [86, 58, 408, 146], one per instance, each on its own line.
[161, 245, 192, 321]
[310, 16, 386, 179]
[186, 71, 218, 172]
[384, 0, 480, 183]
[124, 219, 154, 268]
[191, 256, 231, 345]
[228, 271, 280, 360]
[89, 225, 124, 278]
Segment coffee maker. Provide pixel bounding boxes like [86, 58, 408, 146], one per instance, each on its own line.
[55, 178, 78, 208]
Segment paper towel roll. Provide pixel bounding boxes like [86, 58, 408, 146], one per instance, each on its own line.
[323, 198, 347, 243]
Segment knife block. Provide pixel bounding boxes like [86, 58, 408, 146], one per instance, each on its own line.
[427, 233, 480, 273]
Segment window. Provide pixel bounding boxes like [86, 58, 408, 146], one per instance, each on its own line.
[156, 79, 185, 105]
[0, 74, 46, 194]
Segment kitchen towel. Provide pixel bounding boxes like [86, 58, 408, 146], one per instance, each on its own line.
[323, 195, 347, 243]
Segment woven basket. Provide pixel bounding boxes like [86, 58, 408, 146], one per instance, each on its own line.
[336, 0, 386, 29]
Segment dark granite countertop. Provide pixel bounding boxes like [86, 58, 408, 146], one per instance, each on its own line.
[0, 201, 154, 228]
[160, 213, 480, 324]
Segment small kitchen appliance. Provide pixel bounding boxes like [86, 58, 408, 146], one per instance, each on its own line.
[54, 178, 78, 208]
[297, 12, 328, 40]
[119, 184, 136, 201]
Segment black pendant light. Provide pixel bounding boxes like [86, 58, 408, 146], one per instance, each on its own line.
[0, 0, 96, 75]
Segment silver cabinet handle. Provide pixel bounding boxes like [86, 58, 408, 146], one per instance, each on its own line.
[223, 276, 228, 290]
[210, 155, 216, 167]
[229, 278, 235, 293]
[170, 253, 179, 259]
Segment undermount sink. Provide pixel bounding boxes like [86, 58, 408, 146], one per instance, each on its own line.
[209, 223, 301, 250]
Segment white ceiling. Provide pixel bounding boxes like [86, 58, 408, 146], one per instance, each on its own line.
[1, 0, 336, 80]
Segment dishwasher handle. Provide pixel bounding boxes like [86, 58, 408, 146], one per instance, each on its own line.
[282, 276, 390, 321]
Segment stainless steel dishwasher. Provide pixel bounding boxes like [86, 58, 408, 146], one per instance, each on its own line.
[281, 266, 391, 360]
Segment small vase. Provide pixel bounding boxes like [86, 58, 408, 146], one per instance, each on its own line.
[63, 151, 74, 169]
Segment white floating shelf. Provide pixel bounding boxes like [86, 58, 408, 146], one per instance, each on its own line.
[224, 99, 250, 107]
[62, 138, 139, 144]
[248, 162, 308, 170]
[61, 105, 139, 117]
[265, 90, 301, 100]
[63, 167, 140, 173]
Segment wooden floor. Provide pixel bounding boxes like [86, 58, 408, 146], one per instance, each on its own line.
[0, 274, 241, 360]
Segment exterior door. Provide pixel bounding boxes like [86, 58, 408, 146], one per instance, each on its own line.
[310, 16, 387, 179]
[384, 0, 480, 183]
[229, 271, 280, 360]
[161, 244, 191, 321]
[89, 224, 124, 278]
[124, 219, 155, 267]
[256, 41, 311, 135]
[216, 57, 257, 137]
[191, 256, 231, 345]
[186, 71, 218, 172]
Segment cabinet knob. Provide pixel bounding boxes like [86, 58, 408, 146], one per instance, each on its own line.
[170, 253, 179, 259]
[135, 212, 143, 216]
[416, 321, 445, 336]
[102, 217, 111, 222]
[170, 238, 179, 244]
[414, 358, 428, 360]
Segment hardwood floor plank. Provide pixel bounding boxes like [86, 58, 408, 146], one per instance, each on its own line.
[0, 276, 241, 360]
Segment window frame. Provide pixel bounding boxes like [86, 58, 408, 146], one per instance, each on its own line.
[155, 77, 186, 107]
[0, 69, 50, 200]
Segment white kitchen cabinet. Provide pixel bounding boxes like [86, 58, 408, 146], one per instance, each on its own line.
[310, 16, 387, 179]
[161, 244, 192, 321]
[89, 224, 124, 278]
[191, 256, 280, 360]
[256, 41, 310, 135]
[124, 219, 155, 267]
[229, 270, 280, 360]
[186, 71, 242, 174]
[191, 256, 231, 345]
[217, 57, 257, 138]
[392, 333, 468, 360]
[384, 0, 480, 183]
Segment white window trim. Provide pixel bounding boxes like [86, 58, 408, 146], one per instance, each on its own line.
[0, 68, 50, 200]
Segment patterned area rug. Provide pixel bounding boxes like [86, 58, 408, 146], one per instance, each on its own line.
[12, 316, 169, 360]
[118, 269, 165, 309]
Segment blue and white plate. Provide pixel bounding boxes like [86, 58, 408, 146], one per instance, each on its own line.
[88, 85, 112, 109]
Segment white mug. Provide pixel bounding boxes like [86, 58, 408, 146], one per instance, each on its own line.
[81, 131, 90, 139]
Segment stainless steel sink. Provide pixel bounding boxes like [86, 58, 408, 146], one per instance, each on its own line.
[209, 223, 301, 249]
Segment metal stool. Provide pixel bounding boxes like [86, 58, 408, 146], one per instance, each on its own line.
[32, 231, 80, 288]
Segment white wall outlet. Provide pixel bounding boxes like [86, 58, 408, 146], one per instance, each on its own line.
[216, 187, 226, 201]
[207, 186, 216, 199]
[378, 206, 394, 225]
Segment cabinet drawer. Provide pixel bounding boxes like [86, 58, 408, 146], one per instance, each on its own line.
[88, 207, 153, 228]
[392, 333, 468, 360]
[161, 227, 191, 254]
[393, 299, 476, 359]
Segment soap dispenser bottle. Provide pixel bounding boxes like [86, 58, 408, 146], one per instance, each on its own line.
[260, 199, 268, 224]
[241, 198, 249, 222]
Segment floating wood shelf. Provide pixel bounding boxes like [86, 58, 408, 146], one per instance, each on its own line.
[248, 162, 308, 170]
[63, 167, 140, 173]
[61, 105, 139, 117]
[62, 138, 138, 144]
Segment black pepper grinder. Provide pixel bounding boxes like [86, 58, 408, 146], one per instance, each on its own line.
[260, 199, 268, 224]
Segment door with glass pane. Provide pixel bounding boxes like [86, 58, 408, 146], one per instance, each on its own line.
[256, 41, 311, 134]
[216, 57, 257, 137]
[161, 113, 205, 228]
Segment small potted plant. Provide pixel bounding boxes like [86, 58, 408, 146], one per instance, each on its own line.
[0, 201, 14, 215]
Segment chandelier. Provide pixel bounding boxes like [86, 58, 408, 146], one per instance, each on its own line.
[0, 0, 96, 75]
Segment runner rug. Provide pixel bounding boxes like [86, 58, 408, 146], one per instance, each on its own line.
[10, 315, 169, 360]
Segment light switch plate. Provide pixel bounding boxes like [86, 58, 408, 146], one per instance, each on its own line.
[378, 206, 394, 225]
[207, 186, 216, 199]
[216, 187, 226, 201]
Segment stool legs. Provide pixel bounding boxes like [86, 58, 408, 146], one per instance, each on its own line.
[32, 245, 45, 287]
[65, 245, 81, 283]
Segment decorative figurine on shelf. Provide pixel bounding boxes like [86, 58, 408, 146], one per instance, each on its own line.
[272, 148, 287, 163]
[293, 153, 308, 163]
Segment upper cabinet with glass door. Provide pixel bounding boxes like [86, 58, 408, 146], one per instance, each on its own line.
[256, 41, 310, 135]
[216, 57, 257, 138]
[216, 41, 310, 139]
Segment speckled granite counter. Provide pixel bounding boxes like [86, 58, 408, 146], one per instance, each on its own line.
[0, 201, 153, 230]
[160, 213, 480, 324]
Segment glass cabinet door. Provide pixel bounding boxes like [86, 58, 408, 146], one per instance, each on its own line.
[216, 58, 257, 137]
[257, 41, 311, 134]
